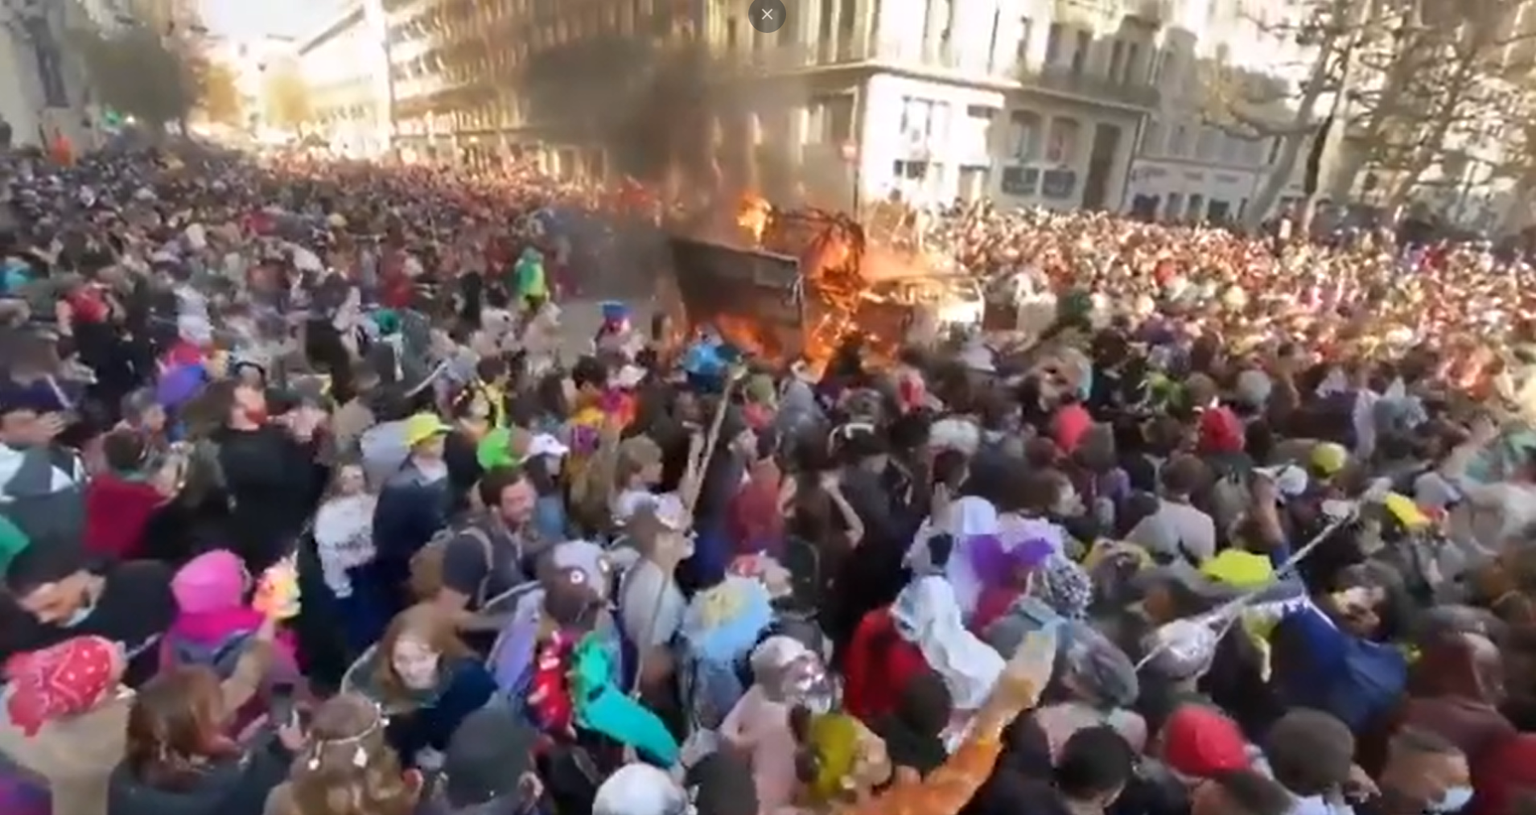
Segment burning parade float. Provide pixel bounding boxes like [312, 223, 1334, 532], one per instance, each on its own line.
[662, 192, 988, 369]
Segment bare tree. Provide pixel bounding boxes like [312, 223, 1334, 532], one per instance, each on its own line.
[1195, 0, 1484, 227]
[1486, 79, 1536, 231]
[1345, 0, 1536, 211]
[1205, 0, 1536, 226]
[1198, 0, 1360, 227]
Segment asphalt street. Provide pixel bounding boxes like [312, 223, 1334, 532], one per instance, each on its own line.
[554, 296, 659, 358]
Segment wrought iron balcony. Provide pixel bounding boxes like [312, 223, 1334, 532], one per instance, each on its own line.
[735, 36, 1026, 81]
[1018, 63, 1161, 109]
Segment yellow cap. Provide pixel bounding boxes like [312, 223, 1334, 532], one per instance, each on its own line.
[403, 412, 451, 448]
[1310, 442, 1349, 476]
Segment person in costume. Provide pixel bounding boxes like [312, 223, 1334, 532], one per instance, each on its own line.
[512, 247, 547, 310]
[485, 542, 630, 737]
[594, 301, 640, 358]
[722, 635, 837, 814]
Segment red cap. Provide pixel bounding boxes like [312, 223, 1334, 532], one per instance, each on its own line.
[1161, 705, 1249, 778]
[1197, 407, 1244, 455]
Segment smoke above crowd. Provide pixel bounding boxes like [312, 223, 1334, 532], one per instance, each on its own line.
[518, 32, 814, 203]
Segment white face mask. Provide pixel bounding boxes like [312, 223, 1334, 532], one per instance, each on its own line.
[391, 636, 440, 690]
[1427, 786, 1472, 813]
[59, 600, 95, 628]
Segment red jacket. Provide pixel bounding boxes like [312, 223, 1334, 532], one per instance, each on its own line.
[83, 473, 163, 560]
[843, 608, 930, 722]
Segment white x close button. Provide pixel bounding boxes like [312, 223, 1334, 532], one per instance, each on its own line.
[748, 0, 787, 33]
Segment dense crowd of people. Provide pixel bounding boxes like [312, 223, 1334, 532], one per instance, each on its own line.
[2, 142, 1536, 815]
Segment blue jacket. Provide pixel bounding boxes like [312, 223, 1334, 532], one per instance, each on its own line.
[1274, 604, 1406, 732]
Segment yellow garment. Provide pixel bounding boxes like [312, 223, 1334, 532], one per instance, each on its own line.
[1383, 492, 1430, 529]
[470, 380, 507, 428]
[1200, 550, 1273, 589]
[564, 404, 607, 501]
[1203, 550, 1276, 680]
[806, 714, 862, 802]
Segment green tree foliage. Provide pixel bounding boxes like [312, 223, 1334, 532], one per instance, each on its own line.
[69, 15, 198, 127]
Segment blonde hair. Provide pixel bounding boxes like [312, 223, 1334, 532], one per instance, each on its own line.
[280, 694, 416, 815]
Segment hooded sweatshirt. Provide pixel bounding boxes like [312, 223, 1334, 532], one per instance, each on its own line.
[164, 551, 297, 676]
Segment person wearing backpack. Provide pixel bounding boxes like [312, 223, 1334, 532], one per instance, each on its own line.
[417, 465, 541, 645]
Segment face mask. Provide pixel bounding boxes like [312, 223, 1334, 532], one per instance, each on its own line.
[1428, 786, 1472, 813]
[59, 598, 96, 628]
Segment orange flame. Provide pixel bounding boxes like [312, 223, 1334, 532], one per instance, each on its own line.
[736, 193, 771, 245]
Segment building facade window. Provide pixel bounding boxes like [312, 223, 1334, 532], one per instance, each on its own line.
[1009, 110, 1042, 162]
[1045, 23, 1064, 65]
[1196, 126, 1217, 159]
[1046, 116, 1080, 164]
[1071, 30, 1090, 74]
[1016, 16, 1033, 63]
[1142, 120, 1164, 155]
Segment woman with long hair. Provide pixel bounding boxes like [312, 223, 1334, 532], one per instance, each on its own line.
[349, 605, 496, 768]
[264, 694, 422, 815]
[108, 660, 303, 815]
[312, 462, 384, 657]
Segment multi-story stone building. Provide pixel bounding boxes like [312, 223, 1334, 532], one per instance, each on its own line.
[390, 0, 1502, 216]
[1118, 0, 1317, 222]
[0, 0, 124, 148]
[296, 3, 392, 157]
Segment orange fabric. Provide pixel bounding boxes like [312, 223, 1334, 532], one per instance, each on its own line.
[840, 735, 1003, 815]
[49, 134, 73, 166]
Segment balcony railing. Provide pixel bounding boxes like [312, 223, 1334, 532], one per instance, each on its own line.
[735, 37, 1025, 81]
[1018, 64, 1161, 109]
[731, 38, 1159, 109]
[1127, 0, 1171, 22]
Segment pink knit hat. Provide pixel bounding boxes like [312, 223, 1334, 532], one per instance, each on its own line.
[171, 550, 248, 614]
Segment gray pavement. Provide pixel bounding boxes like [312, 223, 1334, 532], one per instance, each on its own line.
[555, 296, 659, 358]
